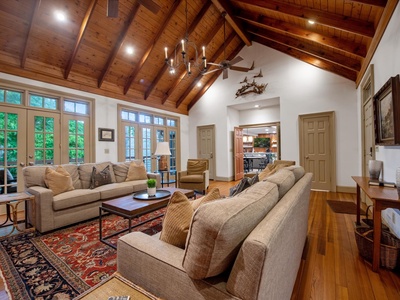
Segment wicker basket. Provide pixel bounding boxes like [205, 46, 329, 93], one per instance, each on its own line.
[355, 227, 400, 269]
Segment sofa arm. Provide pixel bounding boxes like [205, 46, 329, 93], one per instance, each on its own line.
[117, 232, 186, 294]
[147, 173, 161, 188]
[203, 170, 210, 189]
[26, 186, 55, 233]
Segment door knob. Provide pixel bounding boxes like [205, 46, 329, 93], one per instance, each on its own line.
[19, 162, 25, 167]
[305, 156, 309, 159]
[28, 162, 34, 166]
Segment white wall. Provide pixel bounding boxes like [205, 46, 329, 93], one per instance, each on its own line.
[0, 72, 189, 166]
[190, 42, 358, 186]
[361, 2, 400, 182]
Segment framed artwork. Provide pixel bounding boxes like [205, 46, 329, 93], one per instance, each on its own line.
[98, 128, 115, 142]
[373, 75, 400, 145]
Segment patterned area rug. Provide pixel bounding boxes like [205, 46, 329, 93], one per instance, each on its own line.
[0, 208, 165, 300]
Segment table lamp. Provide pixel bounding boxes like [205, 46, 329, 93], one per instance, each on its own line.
[154, 142, 171, 171]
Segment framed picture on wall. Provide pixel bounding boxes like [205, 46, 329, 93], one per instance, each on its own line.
[98, 128, 115, 142]
[373, 74, 400, 145]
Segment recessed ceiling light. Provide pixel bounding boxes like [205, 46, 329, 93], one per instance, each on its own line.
[308, 20, 315, 24]
[54, 11, 66, 22]
[197, 82, 202, 87]
[255, 104, 260, 108]
[126, 46, 134, 55]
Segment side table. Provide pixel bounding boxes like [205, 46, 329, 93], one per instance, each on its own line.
[73, 272, 160, 300]
[158, 170, 176, 188]
[0, 192, 35, 236]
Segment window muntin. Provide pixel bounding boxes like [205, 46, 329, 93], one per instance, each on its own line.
[154, 116, 165, 125]
[167, 118, 177, 127]
[139, 113, 152, 124]
[121, 110, 137, 122]
[125, 125, 136, 161]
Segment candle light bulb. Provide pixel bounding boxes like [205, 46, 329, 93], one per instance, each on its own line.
[181, 39, 185, 52]
[202, 46, 205, 57]
[164, 47, 168, 59]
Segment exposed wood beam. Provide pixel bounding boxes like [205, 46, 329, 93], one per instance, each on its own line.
[188, 42, 244, 110]
[237, 11, 367, 58]
[176, 31, 237, 108]
[349, 0, 387, 7]
[162, 16, 224, 104]
[356, 0, 399, 85]
[211, 0, 251, 46]
[233, 0, 375, 37]
[123, 0, 182, 95]
[98, 3, 140, 88]
[21, 0, 41, 68]
[252, 36, 357, 81]
[144, 1, 211, 100]
[64, 0, 97, 79]
[248, 25, 361, 71]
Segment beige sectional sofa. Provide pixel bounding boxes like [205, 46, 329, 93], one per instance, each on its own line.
[117, 166, 312, 300]
[23, 161, 161, 233]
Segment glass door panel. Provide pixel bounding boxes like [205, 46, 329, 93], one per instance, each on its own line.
[27, 111, 60, 166]
[62, 116, 91, 164]
[141, 126, 152, 172]
[0, 106, 26, 194]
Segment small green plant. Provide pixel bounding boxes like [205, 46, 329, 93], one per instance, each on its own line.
[147, 178, 157, 188]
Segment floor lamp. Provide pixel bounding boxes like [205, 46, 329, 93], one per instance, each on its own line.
[154, 142, 171, 171]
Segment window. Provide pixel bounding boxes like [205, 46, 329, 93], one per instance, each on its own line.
[139, 113, 152, 123]
[0, 89, 22, 105]
[68, 120, 85, 163]
[154, 116, 165, 125]
[64, 100, 89, 115]
[167, 118, 177, 127]
[30, 94, 58, 110]
[122, 110, 137, 121]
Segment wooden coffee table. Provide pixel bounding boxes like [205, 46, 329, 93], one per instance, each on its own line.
[99, 187, 194, 249]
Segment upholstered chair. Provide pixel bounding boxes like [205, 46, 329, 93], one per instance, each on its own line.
[177, 159, 209, 194]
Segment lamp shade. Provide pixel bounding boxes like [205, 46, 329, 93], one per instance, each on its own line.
[154, 142, 171, 156]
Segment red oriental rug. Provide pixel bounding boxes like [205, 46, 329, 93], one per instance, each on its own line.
[0, 208, 165, 300]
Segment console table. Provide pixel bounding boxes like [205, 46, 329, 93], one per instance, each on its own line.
[352, 176, 400, 272]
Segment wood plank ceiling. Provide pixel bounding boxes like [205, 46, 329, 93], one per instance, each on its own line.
[0, 0, 397, 115]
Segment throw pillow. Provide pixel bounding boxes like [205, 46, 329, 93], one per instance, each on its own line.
[90, 165, 112, 189]
[45, 166, 74, 196]
[229, 177, 251, 197]
[159, 191, 194, 248]
[125, 161, 148, 181]
[191, 188, 221, 211]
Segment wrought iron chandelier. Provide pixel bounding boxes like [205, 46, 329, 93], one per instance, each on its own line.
[164, 0, 207, 76]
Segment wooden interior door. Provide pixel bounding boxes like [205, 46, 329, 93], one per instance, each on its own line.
[234, 127, 244, 181]
[299, 112, 336, 191]
[197, 125, 215, 180]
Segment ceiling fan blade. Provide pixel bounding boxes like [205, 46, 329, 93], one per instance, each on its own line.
[202, 68, 220, 76]
[207, 62, 221, 66]
[137, 0, 161, 14]
[229, 56, 243, 66]
[107, 0, 119, 18]
[223, 68, 228, 80]
[230, 66, 250, 72]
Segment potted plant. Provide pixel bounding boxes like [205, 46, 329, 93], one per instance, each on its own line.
[147, 178, 157, 196]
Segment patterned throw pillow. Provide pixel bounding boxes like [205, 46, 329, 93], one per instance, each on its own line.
[125, 161, 148, 181]
[90, 165, 112, 189]
[45, 166, 74, 196]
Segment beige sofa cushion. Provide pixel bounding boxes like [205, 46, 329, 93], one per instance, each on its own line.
[190, 187, 221, 211]
[285, 165, 305, 182]
[126, 161, 148, 181]
[182, 180, 279, 280]
[187, 160, 207, 175]
[45, 166, 74, 196]
[113, 161, 130, 182]
[264, 169, 295, 199]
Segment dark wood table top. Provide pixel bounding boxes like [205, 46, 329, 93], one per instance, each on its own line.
[101, 187, 195, 216]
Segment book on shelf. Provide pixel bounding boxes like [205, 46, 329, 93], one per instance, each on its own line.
[368, 180, 396, 187]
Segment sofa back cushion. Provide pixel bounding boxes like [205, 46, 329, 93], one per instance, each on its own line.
[79, 162, 116, 189]
[182, 180, 279, 280]
[113, 161, 131, 182]
[23, 164, 80, 189]
[263, 169, 295, 200]
[187, 159, 208, 175]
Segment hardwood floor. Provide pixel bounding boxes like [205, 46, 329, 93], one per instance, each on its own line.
[0, 180, 399, 300]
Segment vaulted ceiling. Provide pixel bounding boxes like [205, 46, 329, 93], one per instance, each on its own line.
[0, 0, 397, 115]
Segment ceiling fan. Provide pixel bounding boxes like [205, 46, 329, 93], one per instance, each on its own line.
[107, 0, 160, 18]
[203, 12, 252, 80]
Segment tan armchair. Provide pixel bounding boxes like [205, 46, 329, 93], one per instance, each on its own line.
[177, 159, 209, 194]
